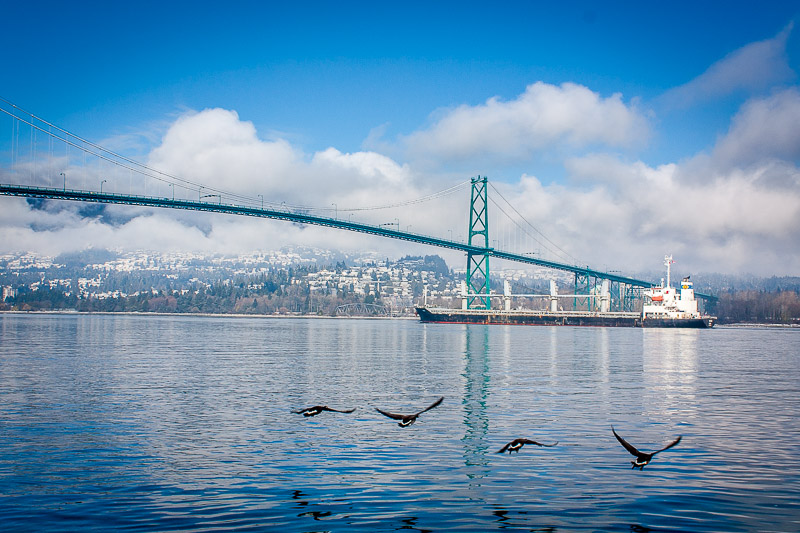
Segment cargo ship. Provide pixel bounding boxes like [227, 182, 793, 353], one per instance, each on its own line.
[416, 256, 716, 328]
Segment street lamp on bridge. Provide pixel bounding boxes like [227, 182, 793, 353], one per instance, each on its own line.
[60, 172, 65, 191]
[201, 194, 221, 204]
[100, 179, 107, 193]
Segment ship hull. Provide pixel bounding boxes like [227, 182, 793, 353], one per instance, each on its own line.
[640, 317, 714, 328]
[415, 307, 714, 328]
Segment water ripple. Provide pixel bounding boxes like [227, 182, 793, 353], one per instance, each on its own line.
[1, 314, 799, 531]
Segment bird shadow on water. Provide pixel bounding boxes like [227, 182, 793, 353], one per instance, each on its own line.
[290, 489, 438, 532]
[492, 505, 557, 531]
[290, 489, 333, 522]
[397, 516, 432, 532]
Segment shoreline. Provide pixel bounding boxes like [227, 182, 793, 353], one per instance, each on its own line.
[1, 310, 798, 327]
[715, 322, 800, 329]
[0, 309, 418, 320]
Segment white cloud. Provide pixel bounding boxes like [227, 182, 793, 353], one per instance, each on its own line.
[516, 111, 800, 275]
[490, 154, 800, 276]
[139, 96, 798, 276]
[0, 108, 465, 261]
[403, 82, 648, 164]
[145, 108, 431, 211]
[0, 198, 212, 255]
[711, 88, 800, 170]
[309, 147, 418, 208]
[147, 108, 301, 200]
[3, 83, 800, 276]
[661, 23, 795, 108]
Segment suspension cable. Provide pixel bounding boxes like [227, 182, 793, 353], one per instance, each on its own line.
[0, 99, 257, 203]
[340, 181, 469, 212]
[1, 97, 470, 215]
[489, 182, 581, 265]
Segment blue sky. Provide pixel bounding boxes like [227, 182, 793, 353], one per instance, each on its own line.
[2, 1, 800, 275]
[5, 2, 797, 159]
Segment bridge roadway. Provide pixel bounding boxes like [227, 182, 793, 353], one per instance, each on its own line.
[2, 183, 715, 300]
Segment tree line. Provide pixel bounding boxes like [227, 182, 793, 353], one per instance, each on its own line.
[1, 268, 390, 316]
[4, 284, 800, 324]
[714, 289, 800, 324]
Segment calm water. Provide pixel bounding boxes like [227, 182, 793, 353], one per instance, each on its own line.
[1, 313, 798, 532]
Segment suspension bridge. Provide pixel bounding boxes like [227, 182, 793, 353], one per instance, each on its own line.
[0, 98, 715, 312]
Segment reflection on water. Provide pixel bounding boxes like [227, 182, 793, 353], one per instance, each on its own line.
[461, 326, 490, 483]
[599, 327, 610, 383]
[1, 314, 799, 532]
[642, 329, 699, 420]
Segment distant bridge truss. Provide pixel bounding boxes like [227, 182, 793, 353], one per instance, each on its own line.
[335, 303, 391, 317]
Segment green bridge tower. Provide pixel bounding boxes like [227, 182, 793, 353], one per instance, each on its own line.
[466, 176, 491, 309]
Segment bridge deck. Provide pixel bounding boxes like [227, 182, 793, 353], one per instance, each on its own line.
[0, 183, 716, 301]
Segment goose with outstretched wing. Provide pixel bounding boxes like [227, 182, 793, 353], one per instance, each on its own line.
[612, 426, 682, 469]
[293, 405, 356, 417]
[375, 396, 444, 427]
[497, 438, 558, 454]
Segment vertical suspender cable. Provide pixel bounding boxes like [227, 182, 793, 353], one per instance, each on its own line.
[29, 121, 33, 183]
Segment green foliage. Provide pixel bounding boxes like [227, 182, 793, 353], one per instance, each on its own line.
[7, 286, 78, 311]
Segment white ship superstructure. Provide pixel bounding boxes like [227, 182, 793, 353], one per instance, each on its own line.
[642, 255, 704, 321]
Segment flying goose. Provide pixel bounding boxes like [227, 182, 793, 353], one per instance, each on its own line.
[497, 438, 558, 454]
[375, 396, 444, 427]
[293, 405, 356, 417]
[612, 426, 682, 469]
